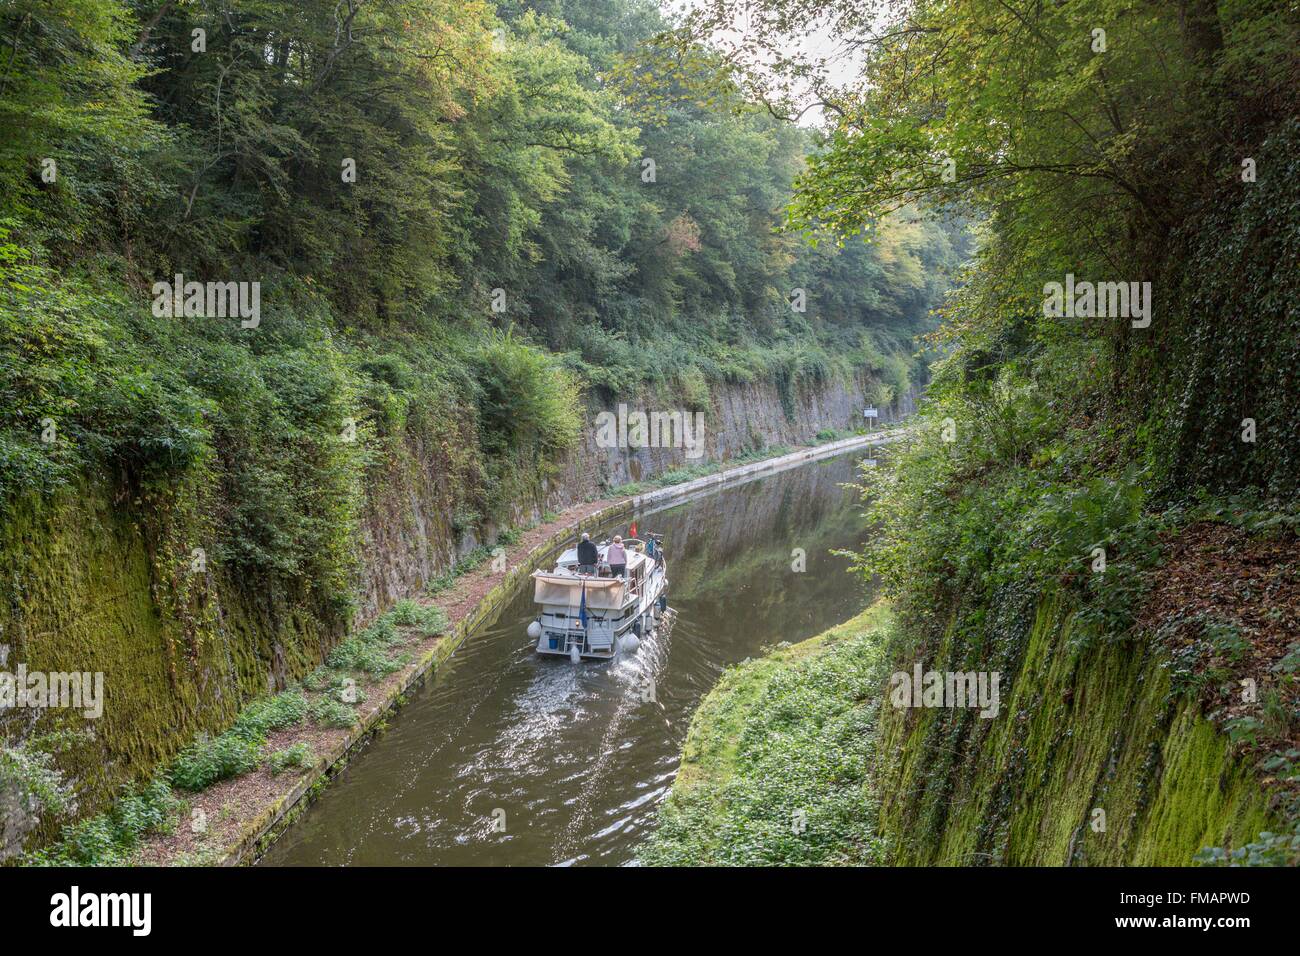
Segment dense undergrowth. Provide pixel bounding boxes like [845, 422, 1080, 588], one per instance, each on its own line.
[642, 604, 890, 866]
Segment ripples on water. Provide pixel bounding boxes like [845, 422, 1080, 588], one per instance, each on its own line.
[262, 450, 879, 866]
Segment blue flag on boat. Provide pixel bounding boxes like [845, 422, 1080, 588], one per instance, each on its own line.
[578, 580, 588, 628]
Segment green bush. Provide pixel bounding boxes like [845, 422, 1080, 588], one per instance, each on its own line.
[327, 635, 404, 678]
[410, 604, 449, 637]
[426, 570, 458, 595]
[231, 689, 308, 740]
[390, 599, 423, 626]
[267, 743, 315, 776]
[565, 326, 644, 393]
[0, 741, 72, 821]
[170, 733, 264, 792]
[387, 600, 448, 635]
[302, 667, 333, 692]
[475, 326, 581, 455]
[676, 366, 711, 411]
[361, 615, 399, 646]
[0, 239, 211, 508]
[25, 775, 178, 867]
[307, 696, 357, 729]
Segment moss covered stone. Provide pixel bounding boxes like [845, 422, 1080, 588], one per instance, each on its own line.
[874, 592, 1276, 865]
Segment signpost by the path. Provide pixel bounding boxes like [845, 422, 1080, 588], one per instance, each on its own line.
[862, 407, 879, 466]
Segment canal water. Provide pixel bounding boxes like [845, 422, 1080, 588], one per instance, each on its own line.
[263, 448, 878, 866]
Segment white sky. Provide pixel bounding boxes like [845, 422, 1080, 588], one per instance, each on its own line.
[667, 0, 869, 126]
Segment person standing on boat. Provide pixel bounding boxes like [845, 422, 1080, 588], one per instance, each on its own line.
[577, 532, 599, 573]
[607, 535, 627, 578]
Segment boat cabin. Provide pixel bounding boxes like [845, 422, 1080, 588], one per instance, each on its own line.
[529, 537, 668, 659]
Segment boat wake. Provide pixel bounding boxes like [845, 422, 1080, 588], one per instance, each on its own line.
[552, 610, 676, 864]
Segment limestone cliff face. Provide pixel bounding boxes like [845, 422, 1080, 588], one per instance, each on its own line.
[0, 371, 903, 846]
[356, 371, 913, 618]
[550, 373, 912, 497]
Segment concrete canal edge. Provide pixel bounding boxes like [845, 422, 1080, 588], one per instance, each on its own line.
[227, 429, 902, 865]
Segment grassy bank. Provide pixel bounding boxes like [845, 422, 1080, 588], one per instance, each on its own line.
[640, 602, 892, 866]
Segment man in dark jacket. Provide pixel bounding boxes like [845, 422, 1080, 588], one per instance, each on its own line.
[576, 533, 599, 573]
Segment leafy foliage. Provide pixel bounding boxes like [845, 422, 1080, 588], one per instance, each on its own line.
[169, 732, 263, 792]
[703, 0, 1300, 863]
[267, 743, 315, 777]
[476, 327, 582, 455]
[306, 696, 357, 730]
[0, 740, 73, 820]
[642, 611, 887, 866]
[231, 690, 308, 740]
[23, 775, 177, 867]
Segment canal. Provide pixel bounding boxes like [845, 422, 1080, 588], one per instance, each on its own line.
[263, 448, 878, 866]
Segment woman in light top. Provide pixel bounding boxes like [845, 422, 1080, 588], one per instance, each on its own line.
[606, 535, 627, 578]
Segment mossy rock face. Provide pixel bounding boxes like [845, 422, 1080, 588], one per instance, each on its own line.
[875, 593, 1275, 865]
[0, 392, 522, 859]
[0, 480, 336, 846]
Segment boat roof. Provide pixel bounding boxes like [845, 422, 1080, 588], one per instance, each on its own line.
[550, 544, 652, 574]
[531, 540, 660, 608]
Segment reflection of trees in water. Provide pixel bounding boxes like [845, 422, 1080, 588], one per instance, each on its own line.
[659, 454, 870, 603]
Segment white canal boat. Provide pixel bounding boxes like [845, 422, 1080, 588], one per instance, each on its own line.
[528, 535, 669, 661]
